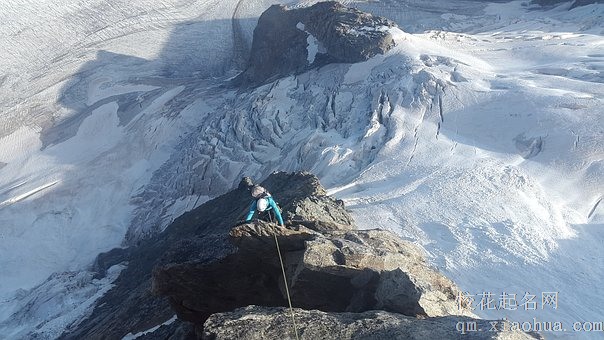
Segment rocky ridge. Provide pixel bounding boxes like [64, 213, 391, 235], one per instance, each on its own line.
[152, 222, 473, 328]
[234, 1, 396, 87]
[63, 171, 541, 339]
[59, 172, 354, 339]
[204, 306, 537, 340]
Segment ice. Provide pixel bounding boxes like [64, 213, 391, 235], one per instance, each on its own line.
[0, 180, 60, 208]
[296, 21, 320, 64]
[121, 315, 177, 340]
[0, 264, 126, 339]
[306, 34, 319, 64]
[0, 0, 602, 339]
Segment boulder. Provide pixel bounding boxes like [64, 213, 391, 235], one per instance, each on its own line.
[152, 221, 474, 334]
[285, 228, 472, 317]
[234, 1, 396, 87]
[229, 221, 319, 254]
[61, 171, 538, 339]
[261, 172, 354, 226]
[203, 306, 542, 340]
[60, 172, 348, 339]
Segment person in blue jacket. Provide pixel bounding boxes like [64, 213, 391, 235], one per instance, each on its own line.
[245, 185, 284, 226]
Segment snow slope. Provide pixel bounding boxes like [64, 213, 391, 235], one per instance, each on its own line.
[332, 2, 604, 338]
[0, 0, 602, 338]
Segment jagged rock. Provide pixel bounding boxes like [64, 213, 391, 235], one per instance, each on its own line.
[203, 306, 541, 340]
[229, 221, 320, 253]
[262, 172, 354, 226]
[91, 246, 132, 279]
[62, 171, 536, 340]
[286, 228, 472, 317]
[152, 221, 474, 335]
[238, 176, 254, 189]
[61, 172, 346, 339]
[234, 1, 396, 87]
[295, 219, 353, 233]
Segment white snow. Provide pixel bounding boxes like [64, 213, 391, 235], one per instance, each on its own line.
[0, 0, 227, 334]
[306, 34, 320, 64]
[121, 315, 177, 340]
[0, 264, 126, 339]
[296, 21, 321, 64]
[0, 0, 602, 339]
[87, 81, 159, 106]
[0, 180, 60, 208]
[330, 2, 604, 338]
[348, 25, 390, 36]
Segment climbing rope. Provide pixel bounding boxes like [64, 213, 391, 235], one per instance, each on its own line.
[269, 214, 300, 340]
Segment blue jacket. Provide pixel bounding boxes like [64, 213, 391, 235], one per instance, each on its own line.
[245, 196, 284, 226]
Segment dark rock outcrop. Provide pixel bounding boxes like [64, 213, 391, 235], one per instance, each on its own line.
[63, 171, 538, 339]
[203, 306, 541, 340]
[60, 172, 350, 339]
[234, 1, 396, 87]
[152, 221, 473, 332]
[91, 246, 132, 279]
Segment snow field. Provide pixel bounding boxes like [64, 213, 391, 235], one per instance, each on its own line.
[0, 0, 601, 339]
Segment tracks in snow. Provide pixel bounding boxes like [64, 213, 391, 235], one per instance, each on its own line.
[0, 180, 60, 208]
[588, 196, 603, 220]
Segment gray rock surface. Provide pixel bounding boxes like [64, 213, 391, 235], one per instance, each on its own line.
[60, 172, 352, 339]
[152, 208, 475, 335]
[203, 306, 541, 340]
[61, 171, 538, 339]
[234, 1, 396, 87]
[283, 228, 473, 317]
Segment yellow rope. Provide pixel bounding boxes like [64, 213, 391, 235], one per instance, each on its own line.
[272, 224, 300, 340]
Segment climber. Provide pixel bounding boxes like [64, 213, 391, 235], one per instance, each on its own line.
[245, 184, 284, 226]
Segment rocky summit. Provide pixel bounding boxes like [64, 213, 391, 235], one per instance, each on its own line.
[61, 172, 541, 339]
[204, 306, 539, 340]
[152, 222, 474, 328]
[234, 1, 396, 87]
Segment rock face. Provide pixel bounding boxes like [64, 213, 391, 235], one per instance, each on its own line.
[152, 222, 473, 332]
[203, 306, 541, 340]
[234, 1, 396, 87]
[63, 171, 539, 339]
[59, 172, 353, 339]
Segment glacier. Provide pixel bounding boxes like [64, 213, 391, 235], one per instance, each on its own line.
[0, 0, 602, 338]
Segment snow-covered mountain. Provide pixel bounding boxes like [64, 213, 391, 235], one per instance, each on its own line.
[0, 0, 602, 338]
